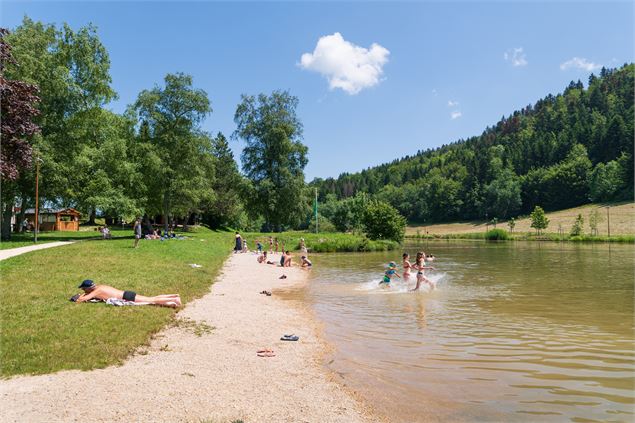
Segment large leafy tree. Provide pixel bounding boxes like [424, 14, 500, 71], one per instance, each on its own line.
[132, 73, 212, 230]
[0, 28, 40, 240]
[233, 91, 308, 231]
[4, 18, 118, 221]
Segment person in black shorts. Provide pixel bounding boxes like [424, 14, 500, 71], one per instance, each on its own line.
[74, 280, 181, 307]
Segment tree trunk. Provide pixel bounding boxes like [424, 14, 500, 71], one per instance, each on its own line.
[183, 211, 191, 232]
[163, 192, 170, 233]
[88, 208, 97, 225]
[1, 202, 14, 241]
[16, 195, 27, 233]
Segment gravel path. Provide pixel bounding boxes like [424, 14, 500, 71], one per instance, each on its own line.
[0, 253, 373, 422]
[0, 241, 74, 261]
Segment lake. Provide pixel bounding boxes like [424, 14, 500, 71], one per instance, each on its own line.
[302, 241, 634, 422]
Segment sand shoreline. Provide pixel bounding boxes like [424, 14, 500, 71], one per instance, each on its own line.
[0, 253, 374, 422]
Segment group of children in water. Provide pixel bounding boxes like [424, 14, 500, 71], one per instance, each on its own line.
[380, 251, 437, 291]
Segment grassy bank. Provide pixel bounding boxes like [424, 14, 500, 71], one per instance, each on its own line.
[406, 231, 635, 243]
[0, 229, 132, 250]
[243, 231, 399, 253]
[0, 227, 232, 377]
[407, 202, 634, 240]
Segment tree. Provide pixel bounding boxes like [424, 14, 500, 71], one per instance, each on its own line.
[570, 213, 584, 236]
[132, 73, 212, 230]
[588, 209, 602, 236]
[530, 206, 549, 235]
[233, 91, 308, 231]
[362, 201, 406, 242]
[484, 168, 522, 218]
[0, 28, 41, 240]
[589, 160, 624, 202]
[204, 132, 245, 229]
[4, 18, 117, 221]
[507, 217, 516, 233]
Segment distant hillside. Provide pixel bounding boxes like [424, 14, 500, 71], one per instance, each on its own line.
[312, 64, 634, 223]
[406, 202, 634, 236]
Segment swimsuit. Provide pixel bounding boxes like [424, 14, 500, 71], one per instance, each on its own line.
[123, 290, 136, 302]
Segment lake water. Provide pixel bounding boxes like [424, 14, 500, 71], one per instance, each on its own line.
[303, 241, 634, 422]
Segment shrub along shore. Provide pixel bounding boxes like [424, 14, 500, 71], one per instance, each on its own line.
[243, 231, 399, 253]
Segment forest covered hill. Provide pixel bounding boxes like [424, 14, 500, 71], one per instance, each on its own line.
[312, 64, 634, 223]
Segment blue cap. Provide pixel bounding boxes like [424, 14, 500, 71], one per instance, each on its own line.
[78, 279, 95, 289]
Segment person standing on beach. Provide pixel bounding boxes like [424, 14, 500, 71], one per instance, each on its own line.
[269, 236, 273, 253]
[133, 218, 142, 248]
[274, 238, 279, 253]
[299, 238, 308, 254]
[234, 232, 242, 253]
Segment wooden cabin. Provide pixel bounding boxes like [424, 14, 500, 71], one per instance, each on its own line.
[24, 208, 81, 231]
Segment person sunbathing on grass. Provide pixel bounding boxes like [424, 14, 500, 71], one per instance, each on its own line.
[74, 279, 181, 308]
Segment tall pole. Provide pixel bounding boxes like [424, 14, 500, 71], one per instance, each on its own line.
[314, 188, 318, 234]
[606, 206, 611, 238]
[34, 158, 40, 243]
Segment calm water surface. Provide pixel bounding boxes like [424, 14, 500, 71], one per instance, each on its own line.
[305, 241, 634, 422]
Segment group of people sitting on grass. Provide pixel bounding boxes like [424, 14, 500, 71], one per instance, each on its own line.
[98, 225, 112, 239]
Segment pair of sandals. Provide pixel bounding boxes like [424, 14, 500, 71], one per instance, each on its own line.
[280, 334, 299, 341]
[260, 290, 272, 296]
[257, 348, 275, 357]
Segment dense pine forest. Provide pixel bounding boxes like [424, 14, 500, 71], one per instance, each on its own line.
[312, 64, 634, 224]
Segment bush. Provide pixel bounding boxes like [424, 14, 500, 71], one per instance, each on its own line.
[307, 216, 337, 233]
[485, 229, 509, 240]
[570, 214, 584, 236]
[362, 201, 406, 242]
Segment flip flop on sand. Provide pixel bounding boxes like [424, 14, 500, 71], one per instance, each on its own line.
[279, 275, 287, 279]
[280, 334, 299, 341]
[257, 349, 275, 357]
[259, 290, 272, 296]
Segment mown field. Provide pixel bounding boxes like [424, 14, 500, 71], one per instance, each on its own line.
[0, 227, 232, 377]
[407, 202, 634, 237]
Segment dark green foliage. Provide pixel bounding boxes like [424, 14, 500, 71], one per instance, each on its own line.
[485, 229, 509, 240]
[362, 201, 406, 242]
[233, 91, 308, 231]
[312, 64, 634, 222]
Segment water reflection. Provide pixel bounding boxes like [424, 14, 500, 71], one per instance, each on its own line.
[306, 241, 635, 422]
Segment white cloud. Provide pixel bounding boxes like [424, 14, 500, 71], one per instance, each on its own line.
[504, 47, 528, 67]
[299, 32, 390, 95]
[448, 100, 459, 107]
[451, 111, 462, 120]
[560, 57, 601, 72]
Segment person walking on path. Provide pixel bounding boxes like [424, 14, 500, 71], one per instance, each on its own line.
[234, 232, 242, 253]
[133, 219, 142, 248]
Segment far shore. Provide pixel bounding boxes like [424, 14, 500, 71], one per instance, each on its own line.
[0, 253, 375, 423]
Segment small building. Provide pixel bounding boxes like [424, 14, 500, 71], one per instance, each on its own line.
[24, 208, 81, 232]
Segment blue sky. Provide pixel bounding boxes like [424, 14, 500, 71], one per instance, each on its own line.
[2, 1, 633, 180]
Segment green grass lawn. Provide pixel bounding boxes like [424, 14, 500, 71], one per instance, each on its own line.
[0, 229, 133, 250]
[0, 227, 232, 377]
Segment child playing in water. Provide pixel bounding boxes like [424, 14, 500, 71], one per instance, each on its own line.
[379, 262, 401, 287]
[412, 252, 436, 291]
[258, 251, 267, 263]
[402, 253, 412, 278]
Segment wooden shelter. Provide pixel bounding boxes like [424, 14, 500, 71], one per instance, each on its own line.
[24, 208, 81, 231]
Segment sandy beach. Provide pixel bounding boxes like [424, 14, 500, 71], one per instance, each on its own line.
[0, 253, 372, 423]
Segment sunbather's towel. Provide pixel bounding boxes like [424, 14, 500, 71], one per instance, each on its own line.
[106, 298, 140, 306]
